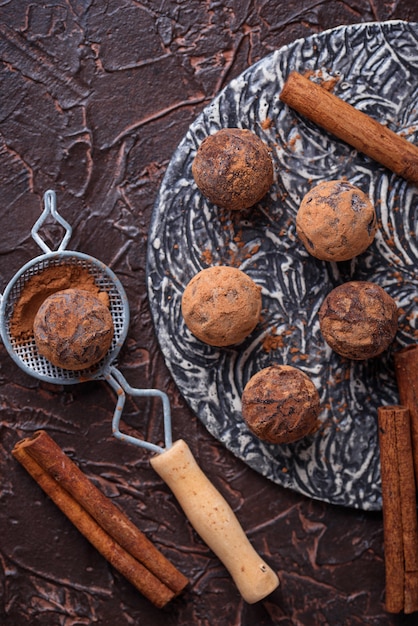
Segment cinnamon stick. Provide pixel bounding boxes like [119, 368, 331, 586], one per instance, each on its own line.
[279, 71, 418, 184]
[12, 431, 188, 606]
[378, 405, 418, 613]
[394, 345, 418, 480]
[12, 442, 173, 607]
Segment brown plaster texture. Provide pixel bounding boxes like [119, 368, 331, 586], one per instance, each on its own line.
[1, 2, 418, 625]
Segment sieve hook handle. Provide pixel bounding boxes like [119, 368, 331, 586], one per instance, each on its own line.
[107, 366, 173, 455]
[31, 190, 73, 254]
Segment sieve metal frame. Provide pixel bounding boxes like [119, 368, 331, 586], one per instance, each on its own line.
[0, 250, 130, 385]
[0, 189, 172, 455]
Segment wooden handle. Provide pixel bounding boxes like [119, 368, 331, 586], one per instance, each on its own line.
[150, 439, 279, 603]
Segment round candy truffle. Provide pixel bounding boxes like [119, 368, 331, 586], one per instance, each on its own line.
[192, 128, 274, 211]
[181, 266, 262, 347]
[241, 364, 320, 444]
[319, 281, 398, 360]
[296, 180, 377, 261]
[34, 288, 114, 370]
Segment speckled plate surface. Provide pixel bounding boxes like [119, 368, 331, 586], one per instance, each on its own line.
[146, 21, 418, 511]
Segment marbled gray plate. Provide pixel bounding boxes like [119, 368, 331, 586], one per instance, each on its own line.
[146, 21, 418, 510]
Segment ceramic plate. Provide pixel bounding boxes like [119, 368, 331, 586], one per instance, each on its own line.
[146, 20, 418, 510]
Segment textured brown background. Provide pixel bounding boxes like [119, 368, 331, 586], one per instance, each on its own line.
[1, 2, 418, 625]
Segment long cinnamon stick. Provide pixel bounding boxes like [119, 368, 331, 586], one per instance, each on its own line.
[279, 71, 418, 184]
[14, 430, 187, 595]
[12, 442, 174, 607]
[378, 405, 405, 612]
[378, 405, 418, 614]
[394, 345, 418, 480]
[12, 430, 188, 605]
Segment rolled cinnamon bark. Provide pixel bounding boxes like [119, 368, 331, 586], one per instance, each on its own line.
[280, 72, 418, 184]
[378, 405, 418, 614]
[12, 441, 175, 608]
[394, 345, 418, 480]
[12, 430, 188, 605]
[378, 405, 406, 613]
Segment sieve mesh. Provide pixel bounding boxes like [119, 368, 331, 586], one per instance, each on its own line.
[1, 252, 129, 384]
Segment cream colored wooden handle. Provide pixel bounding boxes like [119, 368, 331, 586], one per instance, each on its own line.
[150, 439, 279, 603]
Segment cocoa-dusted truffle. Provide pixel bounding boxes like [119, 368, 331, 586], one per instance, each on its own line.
[319, 281, 398, 360]
[296, 180, 377, 261]
[241, 364, 320, 444]
[34, 288, 114, 370]
[192, 128, 274, 210]
[181, 266, 262, 347]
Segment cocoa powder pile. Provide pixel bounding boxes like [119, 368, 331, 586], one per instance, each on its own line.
[9, 264, 109, 342]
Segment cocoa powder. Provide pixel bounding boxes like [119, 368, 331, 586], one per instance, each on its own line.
[9, 264, 109, 342]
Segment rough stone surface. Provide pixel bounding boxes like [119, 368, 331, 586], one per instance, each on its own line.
[1, 2, 418, 625]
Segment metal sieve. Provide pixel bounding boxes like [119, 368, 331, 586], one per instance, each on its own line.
[0, 190, 171, 451]
[1, 190, 279, 603]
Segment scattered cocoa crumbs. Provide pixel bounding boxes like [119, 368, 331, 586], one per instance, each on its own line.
[321, 77, 340, 91]
[261, 325, 309, 356]
[262, 328, 284, 352]
[303, 68, 340, 92]
[201, 249, 213, 265]
[200, 208, 263, 267]
[248, 243, 260, 256]
[288, 133, 301, 150]
[9, 264, 109, 342]
[291, 353, 309, 363]
[261, 117, 273, 130]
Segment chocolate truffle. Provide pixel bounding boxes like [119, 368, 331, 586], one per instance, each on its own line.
[241, 364, 320, 444]
[319, 281, 398, 360]
[192, 128, 274, 210]
[296, 180, 377, 261]
[181, 266, 262, 347]
[34, 288, 114, 370]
